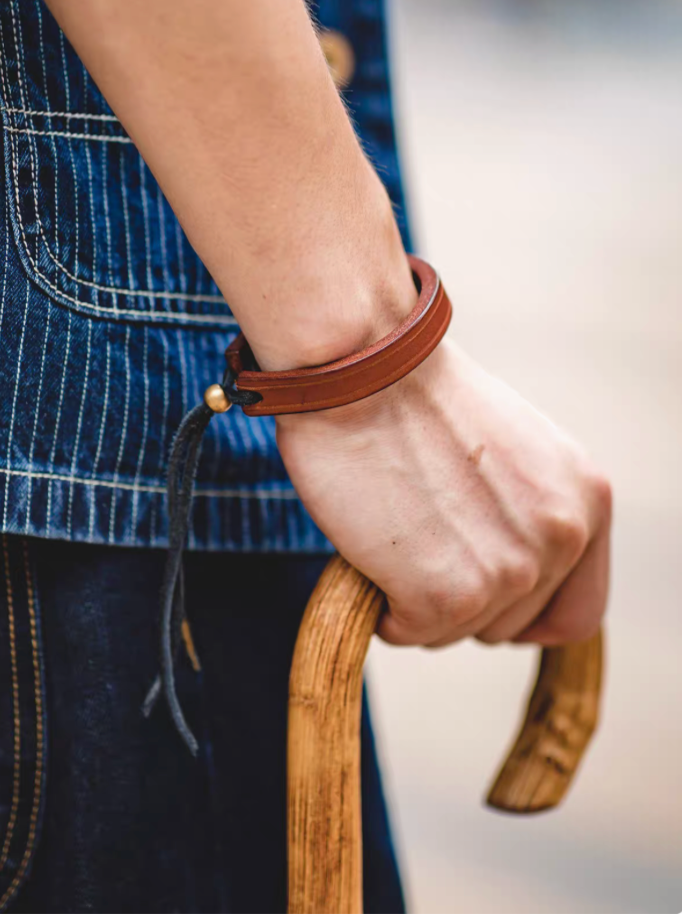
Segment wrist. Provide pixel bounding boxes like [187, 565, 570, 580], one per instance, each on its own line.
[275, 313, 456, 436]
[227, 176, 418, 372]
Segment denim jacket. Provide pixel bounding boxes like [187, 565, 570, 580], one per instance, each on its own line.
[0, 0, 412, 551]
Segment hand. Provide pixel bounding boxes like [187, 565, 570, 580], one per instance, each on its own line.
[277, 337, 611, 647]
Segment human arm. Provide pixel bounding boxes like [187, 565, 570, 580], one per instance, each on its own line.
[45, 0, 611, 646]
[43, 0, 415, 370]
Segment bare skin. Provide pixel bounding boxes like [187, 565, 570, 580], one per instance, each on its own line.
[278, 340, 611, 647]
[46, 0, 611, 647]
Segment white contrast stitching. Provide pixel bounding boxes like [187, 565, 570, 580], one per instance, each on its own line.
[3, 125, 230, 307]
[176, 328, 189, 416]
[108, 324, 132, 544]
[2, 124, 123, 143]
[174, 214, 188, 296]
[1, 105, 119, 122]
[150, 329, 170, 542]
[131, 326, 150, 540]
[0, 10, 233, 320]
[3, 129, 231, 311]
[120, 149, 135, 289]
[0, 467, 299, 499]
[85, 145, 114, 535]
[2, 140, 234, 322]
[83, 111, 99, 306]
[37, 0, 61, 270]
[101, 144, 114, 288]
[139, 153, 155, 298]
[45, 307, 72, 534]
[23, 297, 50, 534]
[2, 276, 31, 531]
[61, 40, 82, 301]
[66, 319, 92, 538]
[88, 327, 111, 540]
[59, 28, 70, 109]
[2, 122, 226, 303]
[149, 186, 174, 541]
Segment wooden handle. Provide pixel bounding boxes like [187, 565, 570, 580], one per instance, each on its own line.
[287, 554, 603, 914]
[486, 627, 602, 813]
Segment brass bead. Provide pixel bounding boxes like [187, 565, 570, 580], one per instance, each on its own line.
[319, 29, 355, 90]
[204, 384, 231, 413]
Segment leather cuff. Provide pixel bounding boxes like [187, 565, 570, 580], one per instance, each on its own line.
[224, 254, 452, 417]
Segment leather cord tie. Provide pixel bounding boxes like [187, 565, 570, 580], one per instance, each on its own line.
[145, 255, 451, 754]
[142, 366, 261, 756]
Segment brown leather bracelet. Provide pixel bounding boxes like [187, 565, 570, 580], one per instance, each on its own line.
[221, 254, 451, 417]
[164, 257, 449, 753]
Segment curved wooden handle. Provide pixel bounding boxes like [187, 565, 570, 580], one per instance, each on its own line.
[287, 554, 603, 914]
[486, 627, 602, 813]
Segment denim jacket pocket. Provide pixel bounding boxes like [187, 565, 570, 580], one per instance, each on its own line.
[0, 0, 236, 329]
[0, 537, 47, 912]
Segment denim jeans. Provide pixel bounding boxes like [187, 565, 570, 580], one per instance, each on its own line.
[0, 536, 405, 913]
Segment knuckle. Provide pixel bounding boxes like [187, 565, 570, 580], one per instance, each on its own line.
[500, 553, 540, 596]
[381, 600, 430, 645]
[455, 580, 490, 626]
[423, 582, 454, 618]
[539, 500, 589, 560]
[429, 569, 488, 628]
[591, 472, 613, 520]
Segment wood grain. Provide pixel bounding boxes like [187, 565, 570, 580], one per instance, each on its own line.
[288, 554, 383, 914]
[486, 630, 603, 813]
[288, 553, 603, 912]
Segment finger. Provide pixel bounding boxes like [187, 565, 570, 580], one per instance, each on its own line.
[378, 587, 500, 648]
[475, 575, 560, 645]
[385, 555, 551, 649]
[475, 551, 587, 644]
[419, 599, 510, 649]
[514, 520, 610, 646]
[377, 608, 436, 646]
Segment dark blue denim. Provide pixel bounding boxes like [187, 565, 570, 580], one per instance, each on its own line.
[0, 3, 411, 908]
[0, 535, 405, 913]
[0, 0, 412, 552]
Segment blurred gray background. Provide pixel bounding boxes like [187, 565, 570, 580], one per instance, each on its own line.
[366, 1, 682, 911]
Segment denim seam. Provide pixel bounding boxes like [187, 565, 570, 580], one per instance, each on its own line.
[3, 120, 233, 316]
[2, 276, 30, 532]
[0, 540, 45, 911]
[66, 319, 92, 539]
[0, 467, 300, 499]
[130, 327, 151, 541]
[0, 11, 234, 322]
[23, 269, 51, 535]
[0, 105, 118, 122]
[3, 125, 132, 143]
[0, 536, 21, 874]
[108, 325, 132, 544]
[8, 2, 232, 308]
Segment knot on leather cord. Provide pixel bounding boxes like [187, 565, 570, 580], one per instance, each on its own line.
[142, 366, 261, 756]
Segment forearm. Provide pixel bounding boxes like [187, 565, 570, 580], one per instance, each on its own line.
[46, 1, 610, 654]
[44, 0, 415, 369]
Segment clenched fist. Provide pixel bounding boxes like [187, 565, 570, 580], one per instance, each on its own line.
[277, 336, 611, 648]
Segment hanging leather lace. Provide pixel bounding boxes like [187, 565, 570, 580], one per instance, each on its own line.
[142, 364, 261, 755]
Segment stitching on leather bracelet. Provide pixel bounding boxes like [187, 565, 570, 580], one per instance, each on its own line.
[223, 255, 451, 416]
[248, 282, 441, 391]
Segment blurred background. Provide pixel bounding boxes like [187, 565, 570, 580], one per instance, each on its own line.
[366, 1, 682, 911]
